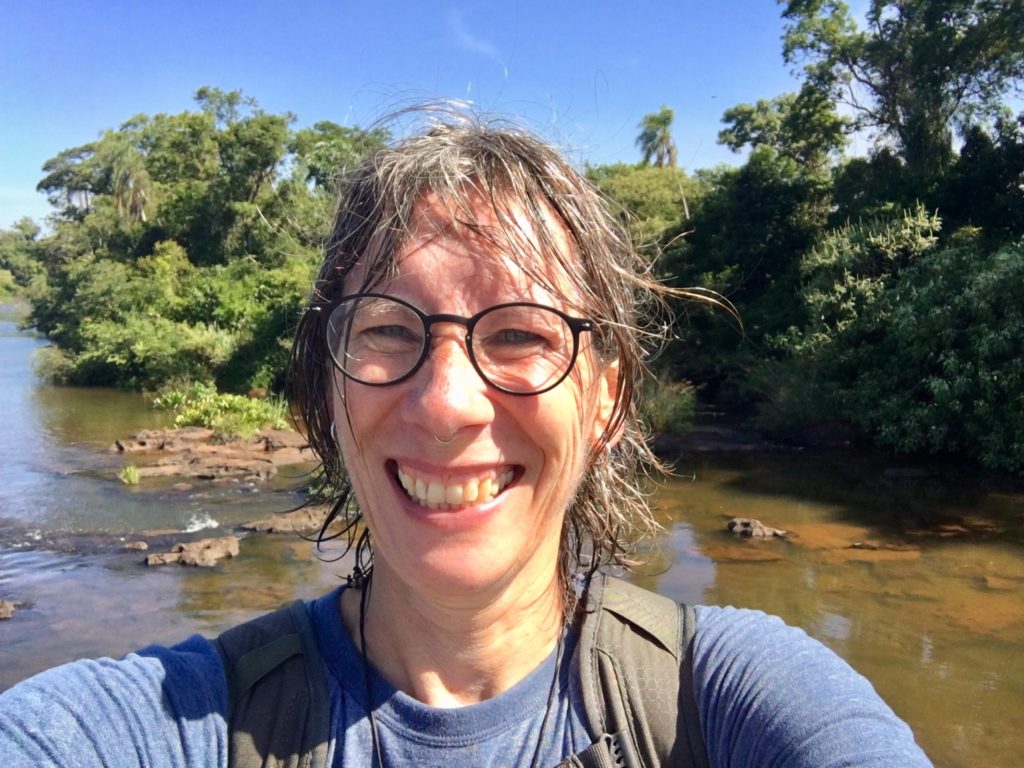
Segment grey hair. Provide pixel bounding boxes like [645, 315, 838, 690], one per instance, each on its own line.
[288, 109, 703, 606]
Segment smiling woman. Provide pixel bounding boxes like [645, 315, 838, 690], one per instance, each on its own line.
[0, 110, 933, 768]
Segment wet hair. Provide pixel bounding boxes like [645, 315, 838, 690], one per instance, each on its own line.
[288, 109, 705, 608]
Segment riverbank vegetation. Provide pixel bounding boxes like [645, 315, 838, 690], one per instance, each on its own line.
[153, 381, 288, 439]
[3, 1, 1023, 472]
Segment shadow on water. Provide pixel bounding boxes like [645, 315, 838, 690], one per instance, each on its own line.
[667, 448, 1024, 547]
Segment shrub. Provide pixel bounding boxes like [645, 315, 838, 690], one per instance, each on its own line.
[770, 206, 1024, 471]
[118, 464, 141, 485]
[640, 379, 696, 434]
[154, 381, 288, 439]
[33, 345, 74, 384]
[846, 242, 1024, 471]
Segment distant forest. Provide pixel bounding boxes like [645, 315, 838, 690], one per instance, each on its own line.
[2, 1, 1022, 472]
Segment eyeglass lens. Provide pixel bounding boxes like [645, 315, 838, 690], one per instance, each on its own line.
[326, 296, 581, 394]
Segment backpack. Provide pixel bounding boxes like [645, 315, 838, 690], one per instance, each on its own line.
[214, 573, 709, 768]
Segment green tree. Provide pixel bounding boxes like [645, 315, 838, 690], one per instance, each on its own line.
[36, 143, 101, 218]
[194, 86, 259, 127]
[718, 86, 847, 172]
[780, 0, 1024, 183]
[636, 107, 679, 168]
[936, 110, 1024, 239]
[0, 218, 42, 296]
[22, 87, 391, 392]
[290, 121, 390, 191]
[95, 133, 155, 224]
[765, 209, 1024, 471]
[586, 163, 699, 248]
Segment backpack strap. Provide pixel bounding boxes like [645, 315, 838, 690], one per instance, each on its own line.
[214, 600, 330, 768]
[576, 573, 709, 768]
[213, 579, 708, 768]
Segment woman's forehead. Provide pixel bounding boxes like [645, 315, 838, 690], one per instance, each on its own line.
[352, 191, 585, 306]
[407, 190, 570, 253]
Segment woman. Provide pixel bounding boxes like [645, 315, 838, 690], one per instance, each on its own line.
[0, 114, 932, 767]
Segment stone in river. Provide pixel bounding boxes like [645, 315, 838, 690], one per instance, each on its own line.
[727, 517, 787, 538]
[145, 536, 240, 567]
[242, 507, 331, 534]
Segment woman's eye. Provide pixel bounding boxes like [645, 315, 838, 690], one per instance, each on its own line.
[353, 322, 422, 352]
[365, 324, 415, 340]
[493, 328, 545, 346]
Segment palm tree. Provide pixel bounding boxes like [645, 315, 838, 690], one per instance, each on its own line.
[636, 107, 678, 168]
[96, 133, 154, 223]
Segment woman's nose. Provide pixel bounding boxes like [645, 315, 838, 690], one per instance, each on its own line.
[402, 335, 494, 440]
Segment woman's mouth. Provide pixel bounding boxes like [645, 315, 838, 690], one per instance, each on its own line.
[393, 463, 517, 510]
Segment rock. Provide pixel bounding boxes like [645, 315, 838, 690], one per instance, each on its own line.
[112, 427, 216, 454]
[981, 575, 1019, 591]
[172, 482, 193, 492]
[123, 541, 149, 551]
[109, 427, 311, 484]
[146, 536, 240, 567]
[0, 600, 16, 620]
[139, 452, 278, 481]
[727, 517, 787, 538]
[256, 429, 307, 450]
[242, 507, 330, 534]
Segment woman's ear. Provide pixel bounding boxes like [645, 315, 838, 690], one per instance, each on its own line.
[592, 359, 624, 450]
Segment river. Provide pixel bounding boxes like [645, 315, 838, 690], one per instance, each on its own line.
[1, 309, 1021, 766]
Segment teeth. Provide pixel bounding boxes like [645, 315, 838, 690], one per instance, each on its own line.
[427, 482, 445, 505]
[396, 467, 514, 509]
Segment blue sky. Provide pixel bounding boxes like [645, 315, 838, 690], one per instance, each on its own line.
[1, 1, 814, 228]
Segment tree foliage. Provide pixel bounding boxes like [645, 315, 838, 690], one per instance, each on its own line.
[766, 209, 1024, 470]
[586, 163, 700, 248]
[0, 218, 43, 297]
[636, 107, 679, 168]
[719, 86, 848, 171]
[23, 88, 386, 391]
[780, 0, 1024, 181]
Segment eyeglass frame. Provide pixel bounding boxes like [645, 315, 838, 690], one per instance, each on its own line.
[322, 293, 595, 396]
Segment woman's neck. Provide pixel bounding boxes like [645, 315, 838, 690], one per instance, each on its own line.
[340, 566, 564, 707]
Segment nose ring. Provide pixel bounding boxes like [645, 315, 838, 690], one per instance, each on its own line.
[434, 432, 456, 445]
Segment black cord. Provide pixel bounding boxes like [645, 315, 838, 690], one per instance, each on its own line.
[527, 625, 567, 768]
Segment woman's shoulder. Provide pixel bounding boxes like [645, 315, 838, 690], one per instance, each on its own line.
[690, 604, 933, 767]
[0, 634, 228, 768]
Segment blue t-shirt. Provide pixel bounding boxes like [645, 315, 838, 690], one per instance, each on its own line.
[0, 587, 933, 767]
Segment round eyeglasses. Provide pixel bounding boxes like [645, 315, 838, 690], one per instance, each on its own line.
[324, 294, 593, 395]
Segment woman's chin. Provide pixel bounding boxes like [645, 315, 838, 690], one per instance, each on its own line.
[376, 547, 550, 603]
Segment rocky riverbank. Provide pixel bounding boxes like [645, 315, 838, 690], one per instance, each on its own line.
[112, 426, 314, 484]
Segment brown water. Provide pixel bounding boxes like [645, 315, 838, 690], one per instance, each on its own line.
[1, 313, 1022, 766]
[640, 453, 1024, 767]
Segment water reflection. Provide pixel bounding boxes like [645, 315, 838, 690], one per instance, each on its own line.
[652, 453, 1024, 768]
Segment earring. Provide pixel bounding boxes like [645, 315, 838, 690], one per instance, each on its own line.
[330, 419, 337, 442]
